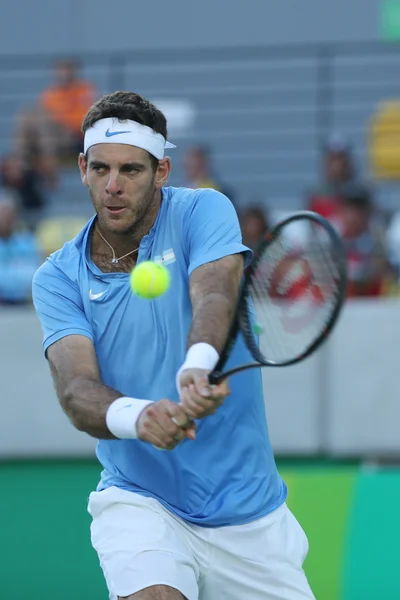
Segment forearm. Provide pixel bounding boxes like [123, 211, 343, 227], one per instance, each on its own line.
[47, 336, 152, 440]
[188, 292, 236, 353]
[188, 254, 244, 354]
[61, 376, 122, 439]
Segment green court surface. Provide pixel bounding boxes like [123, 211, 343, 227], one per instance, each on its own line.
[1, 459, 400, 600]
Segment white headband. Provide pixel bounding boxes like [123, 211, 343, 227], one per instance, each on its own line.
[83, 117, 176, 159]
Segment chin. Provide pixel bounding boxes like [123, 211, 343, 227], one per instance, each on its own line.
[98, 211, 137, 234]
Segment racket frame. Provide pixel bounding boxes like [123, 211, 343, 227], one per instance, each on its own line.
[209, 211, 347, 384]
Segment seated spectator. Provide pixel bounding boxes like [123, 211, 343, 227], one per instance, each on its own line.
[13, 58, 96, 188]
[337, 192, 392, 297]
[239, 206, 269, 249]
[1, 154, 46, 231]
[183, 145, 235, 205]
[0, 194, 41, 305]
[307, 134, 370, 225]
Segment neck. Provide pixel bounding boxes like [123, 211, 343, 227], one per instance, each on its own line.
[92, 189, 162, 267]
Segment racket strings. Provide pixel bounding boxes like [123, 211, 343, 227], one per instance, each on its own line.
[251, 238, 289, 355]
[248, 221, 342, 363]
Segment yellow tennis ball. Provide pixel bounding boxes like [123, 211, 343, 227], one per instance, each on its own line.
[130, 261, 170, 299]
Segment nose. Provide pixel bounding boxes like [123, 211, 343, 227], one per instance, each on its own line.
[105, 171, 123, 196]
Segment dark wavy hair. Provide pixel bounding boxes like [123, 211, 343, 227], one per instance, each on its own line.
[82, 91, 168, 170]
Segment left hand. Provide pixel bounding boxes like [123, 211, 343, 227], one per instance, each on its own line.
[179, 368, 230, 419]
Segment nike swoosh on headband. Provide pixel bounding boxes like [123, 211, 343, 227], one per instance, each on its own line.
[84, 118, 177, 158]
[105, 129, 131, 137]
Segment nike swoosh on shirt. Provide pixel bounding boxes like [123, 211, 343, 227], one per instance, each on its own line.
[105, 129, 131, 137]
[89, 290, 106, 301]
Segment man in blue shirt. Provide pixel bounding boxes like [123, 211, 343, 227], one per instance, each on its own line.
[33, 91, 314, 600]
[0, 194, 41, 304]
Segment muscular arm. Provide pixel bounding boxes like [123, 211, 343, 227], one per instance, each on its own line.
[188, 253, 244, 353]
[47, 335, 121, 439]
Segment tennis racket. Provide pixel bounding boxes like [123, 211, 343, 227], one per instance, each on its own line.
[208, 211, 347, 385]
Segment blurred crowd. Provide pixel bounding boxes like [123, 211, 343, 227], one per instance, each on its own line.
[1, 57, 400, 306]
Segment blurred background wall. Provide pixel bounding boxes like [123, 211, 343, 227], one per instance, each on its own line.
[0, 0, 381, 55]
[2, 1, 400, 599]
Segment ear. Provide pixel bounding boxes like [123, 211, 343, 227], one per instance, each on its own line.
[78, 153, 88, 186]
[155, 157, 171, 190]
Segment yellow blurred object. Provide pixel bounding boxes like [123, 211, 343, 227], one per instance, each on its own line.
[382, 278, 400, 297]
[37, 216, 87, 256]
[369, 101, 400, 179]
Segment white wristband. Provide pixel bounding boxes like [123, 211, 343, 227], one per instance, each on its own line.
[106, 397, 154, 439]
[176, 342, 219, 393]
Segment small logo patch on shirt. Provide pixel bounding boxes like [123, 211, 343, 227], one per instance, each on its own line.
[154, 249, 176, 265]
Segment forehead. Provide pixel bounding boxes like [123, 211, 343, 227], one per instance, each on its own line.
[87, 143, 151, 166]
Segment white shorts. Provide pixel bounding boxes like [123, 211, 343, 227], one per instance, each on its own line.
[88, 486, 315, 600]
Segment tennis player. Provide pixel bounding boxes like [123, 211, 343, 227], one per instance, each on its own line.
[32, 91, 315, 600]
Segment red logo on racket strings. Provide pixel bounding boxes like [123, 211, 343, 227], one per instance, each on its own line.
[268, 257, 324, 334]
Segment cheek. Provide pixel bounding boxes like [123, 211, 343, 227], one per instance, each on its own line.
[87, 173, 107, 195]
[88, 185, 102, 208]
[136, 173, 157, 200]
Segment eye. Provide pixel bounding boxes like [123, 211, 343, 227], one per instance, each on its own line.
[90, 164, 108, 173]
[124, 166, 141, 174]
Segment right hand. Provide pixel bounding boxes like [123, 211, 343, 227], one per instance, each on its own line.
[136, 399, 196, 450]
[179, 368, 230, 419]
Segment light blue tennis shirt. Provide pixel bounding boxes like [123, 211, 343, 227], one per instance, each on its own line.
[32, 186, 287, 527]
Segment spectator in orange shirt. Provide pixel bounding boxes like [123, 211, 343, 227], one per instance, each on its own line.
[13, 58, 96, 187]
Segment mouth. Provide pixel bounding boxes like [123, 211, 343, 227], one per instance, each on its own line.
[105, 206, 126, 215]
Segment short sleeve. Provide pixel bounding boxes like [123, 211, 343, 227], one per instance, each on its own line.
[32, 260, 93, 356]
[185, 189, 252, 276]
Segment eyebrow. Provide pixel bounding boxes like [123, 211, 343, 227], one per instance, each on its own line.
[89, 160, 108, 169]
[89, 160, 146, 170]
